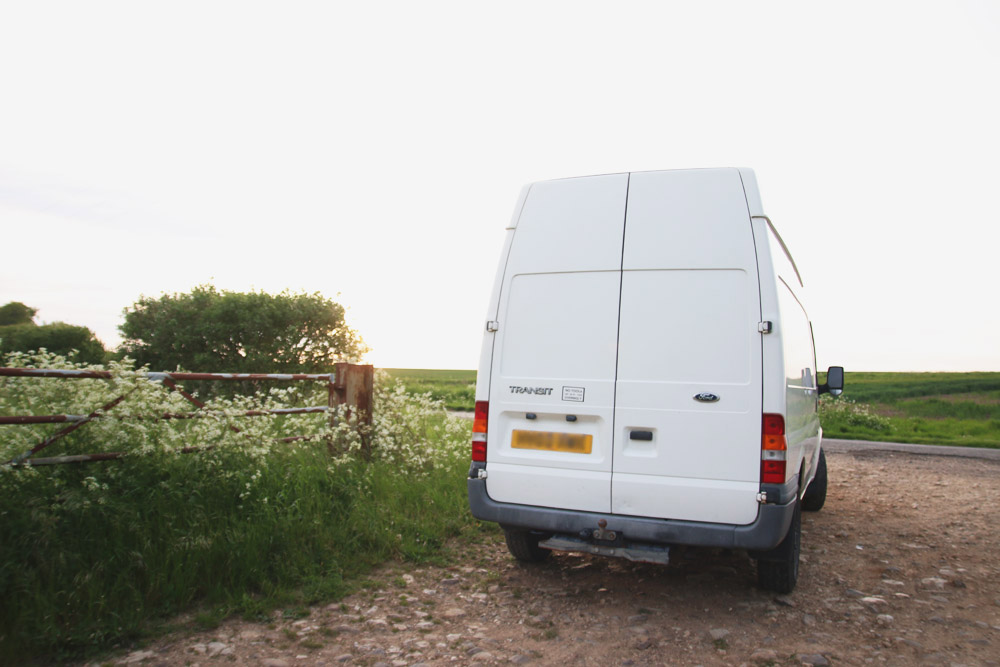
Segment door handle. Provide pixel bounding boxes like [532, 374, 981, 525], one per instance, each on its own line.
[629, 430, 653, 441]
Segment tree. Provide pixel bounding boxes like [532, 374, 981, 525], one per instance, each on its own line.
[118, 285, 367, 372]
[0, 320, 107, 364]
[0, 301, 37, 326]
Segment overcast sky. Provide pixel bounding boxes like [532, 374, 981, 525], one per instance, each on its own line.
[1, 1, 998, 371]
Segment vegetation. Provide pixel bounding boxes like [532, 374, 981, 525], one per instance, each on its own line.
[119, 285, 367, 373]
[383, 368, 476, 411]
[0, 301, 106, 364]
[820, 371, 1000, 448]
[0, 351, 474, 663]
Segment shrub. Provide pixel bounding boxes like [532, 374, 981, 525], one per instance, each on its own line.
[0, 352, 472, 662]
[819, 395, 893, 432]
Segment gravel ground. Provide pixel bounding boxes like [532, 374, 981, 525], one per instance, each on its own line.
[109, 449, 1000, 666]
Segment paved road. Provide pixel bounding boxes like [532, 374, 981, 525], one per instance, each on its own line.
[823, 437, 1000, 460]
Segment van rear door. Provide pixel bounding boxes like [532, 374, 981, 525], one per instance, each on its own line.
[485, 174, 627, 514]
[612, 169, 764, 525]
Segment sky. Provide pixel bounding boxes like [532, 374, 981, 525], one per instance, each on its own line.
[1, 0, 998, 372]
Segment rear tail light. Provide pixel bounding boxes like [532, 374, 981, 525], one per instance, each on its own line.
[472, 400, 488, 462]
[760, 413, 787, 484]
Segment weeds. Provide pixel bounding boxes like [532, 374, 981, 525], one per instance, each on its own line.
[0, 351, 474, 662]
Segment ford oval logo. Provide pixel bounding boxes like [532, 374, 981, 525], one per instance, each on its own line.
[694, 392, 720, 403]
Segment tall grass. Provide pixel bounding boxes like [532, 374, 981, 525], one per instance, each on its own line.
[0, 352, 474, 663]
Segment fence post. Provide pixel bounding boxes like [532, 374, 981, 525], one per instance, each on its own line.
[329, 363, 374, 456]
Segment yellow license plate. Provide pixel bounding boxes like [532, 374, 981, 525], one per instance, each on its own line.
[511, 430, 593, 454]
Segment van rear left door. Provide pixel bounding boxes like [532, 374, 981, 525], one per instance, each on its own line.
[485, 174, 627, 514]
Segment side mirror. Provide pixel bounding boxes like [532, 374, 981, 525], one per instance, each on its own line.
[819, 366, 844, 396]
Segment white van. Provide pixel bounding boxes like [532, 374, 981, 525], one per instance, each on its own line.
[468, 168, 844, 593]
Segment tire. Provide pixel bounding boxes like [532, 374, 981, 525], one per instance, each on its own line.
[503, 528, 551, 563]
[757, 500, 801, 594]
[802, 448, 828, 512]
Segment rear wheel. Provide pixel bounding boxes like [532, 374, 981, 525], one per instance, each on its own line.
[802, 448, 828, 512]
[503, 528, 551, 563]
[757, 500, 801, 593]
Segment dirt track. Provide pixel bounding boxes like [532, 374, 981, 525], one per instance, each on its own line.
[117, 450, 1000, 666]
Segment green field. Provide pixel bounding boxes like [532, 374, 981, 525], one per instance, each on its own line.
[819, 371, 1000, 448]
[383, 369, 1000, 448]
[382, 368, 476, 410]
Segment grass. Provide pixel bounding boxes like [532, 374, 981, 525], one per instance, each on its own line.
[382, 368, 476, 411]
[0, 355, 478, 663]
[0, 443, 475, 663]
[820, 371, 1000, 448]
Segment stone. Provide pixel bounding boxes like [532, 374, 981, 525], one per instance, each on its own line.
[441, 578, 460, 586]
[876, 614, 894, 626]
[709, 628, 730, 640]
[470, 652, 494, 662]
[774, 595, 796, 607]
[442, 607, 466, 618]
[921, 577, 947, 590]
[334, 655, 352, 663]
[845, 589, 866, 598]
[191, 644, 207, 655]
[206, 642, 227, 657]
[750, 648, 777, 662]
[402, 574, 415, 585]
[511, 656, 532, 664]
[261, 660, 291, 667]
[122, 651, 156, 664]
[796, 654, 830, 666]
[803, 614, 816, 626]
[635, 639, 653, 650]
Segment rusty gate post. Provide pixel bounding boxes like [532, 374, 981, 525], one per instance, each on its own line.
[328, 363, 374, 457]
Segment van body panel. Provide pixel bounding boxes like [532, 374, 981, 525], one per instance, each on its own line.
[612, 169, 763, 525]
[484, 174, 628, 513]
[485, 463, 610, 514]
[609, 473, 760, 524]
[475, 228, 516, 404]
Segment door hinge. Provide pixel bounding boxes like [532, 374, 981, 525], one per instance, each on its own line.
[758, 321, 773, 334]
[486, 320, 499, 332]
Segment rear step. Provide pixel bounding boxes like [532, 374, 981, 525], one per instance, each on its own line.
[538, 536, 670, 565]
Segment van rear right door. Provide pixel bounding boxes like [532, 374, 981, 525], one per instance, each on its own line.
[611, 169, 764, 526]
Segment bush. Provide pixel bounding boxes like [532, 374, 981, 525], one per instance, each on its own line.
[119, 285, 367, 374]
[0, 322, 106, 364]
[0, 352, 473, 662]
[819, 395, 893, 433]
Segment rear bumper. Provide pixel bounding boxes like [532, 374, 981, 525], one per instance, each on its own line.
[468, 476, 796, 552]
